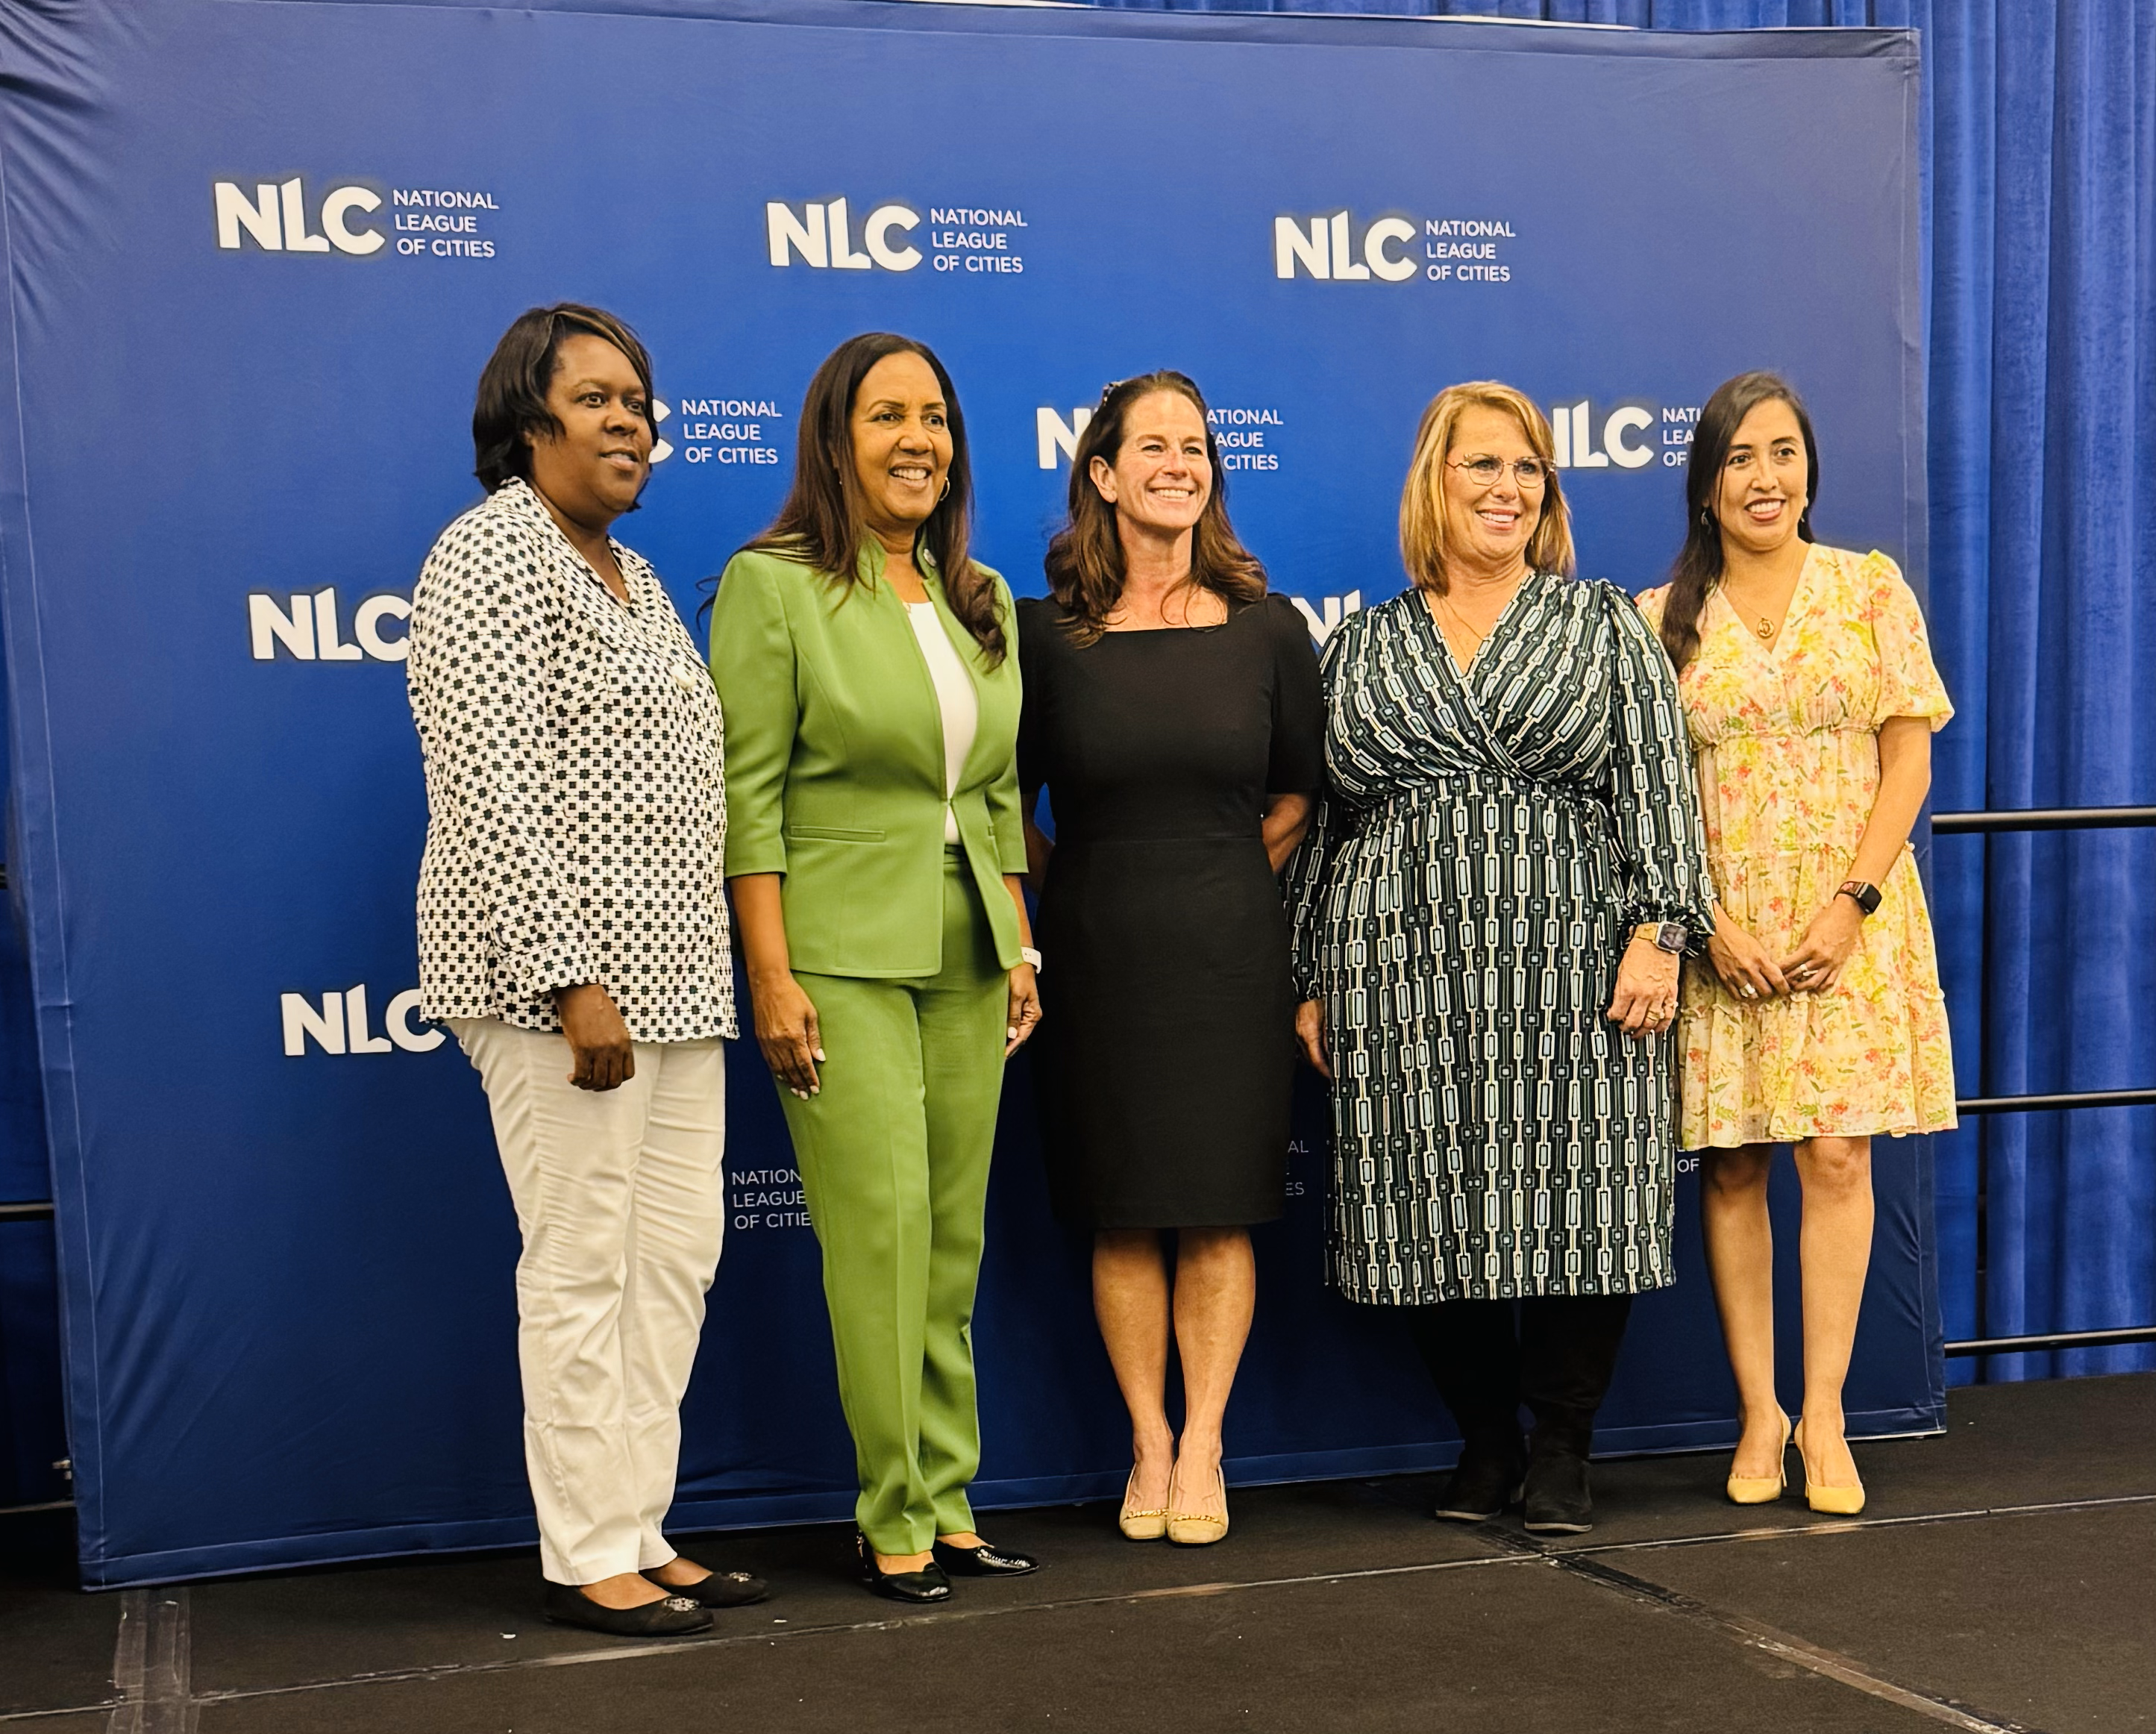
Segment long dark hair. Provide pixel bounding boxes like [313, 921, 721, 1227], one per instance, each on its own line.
[745, 331, 1003, 663]
[1658, 370, 1820, 674]
[1042, 371, 1267, 645]
[471, 303, 656, 494]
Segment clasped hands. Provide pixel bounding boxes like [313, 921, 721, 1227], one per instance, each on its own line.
[1294, 923, 1694, 1071]
[1707, 898, 1862, 1002]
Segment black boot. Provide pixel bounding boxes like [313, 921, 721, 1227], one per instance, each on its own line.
[1521, 1413, 1596, 1533]
[1408, 1300, 1526, 1522]
[1518, 1294, 1633, 1536]
[1432, 1434, 1527, 1522]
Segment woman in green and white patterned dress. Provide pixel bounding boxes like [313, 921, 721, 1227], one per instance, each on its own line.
[1288, 381, 1713, 1536]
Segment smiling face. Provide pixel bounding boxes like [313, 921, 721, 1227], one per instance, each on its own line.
[848, 349, 952, 547]
[1438, 404, 1544, 579]
[1088, 389, 1212, 539]
[524, 331, 652, 530]
[1713, 396, 1810, 558]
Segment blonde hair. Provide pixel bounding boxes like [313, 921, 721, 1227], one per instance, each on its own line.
[1398, 381, 1575, 593]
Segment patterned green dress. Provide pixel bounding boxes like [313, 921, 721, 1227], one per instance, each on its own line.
[1286, 575, 1714, 1304]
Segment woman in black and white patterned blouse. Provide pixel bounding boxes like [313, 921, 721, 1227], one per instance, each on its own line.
[407, 304, 762, 1638]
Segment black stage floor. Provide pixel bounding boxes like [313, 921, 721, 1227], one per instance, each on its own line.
[4, 1373, 2151, 1734]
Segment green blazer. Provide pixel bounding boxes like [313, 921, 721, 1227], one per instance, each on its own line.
[710, 541, 1027, 979]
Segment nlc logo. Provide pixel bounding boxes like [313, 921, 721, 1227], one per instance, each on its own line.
[249, 589, 410, 662]
[1272, 213, 1419, 282]
[214, 178, 383, 255]
[767, 199, 922, 272]
[282, 985, 442, 1056]
[1549, 400, 1657, 471]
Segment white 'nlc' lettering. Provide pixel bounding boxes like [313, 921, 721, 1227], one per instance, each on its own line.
[248, 589, 410, 662]
[282, 986, 442, 1056]
[1273, 213, 1417, 282]
[213, 178, 384, 255]
[1549, 401, 1655, 471]
[766, 199, 922, 272]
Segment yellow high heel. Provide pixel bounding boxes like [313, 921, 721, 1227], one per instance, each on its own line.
[1726, 1411, 1793, 1505]
[1117, 1468, 1168, 1541]
[1793, 1419, 1867, 1515]
[1165, 1461, 1230, 1547]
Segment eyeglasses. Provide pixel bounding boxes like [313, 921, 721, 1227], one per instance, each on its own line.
[1448, 455, 1550, 489]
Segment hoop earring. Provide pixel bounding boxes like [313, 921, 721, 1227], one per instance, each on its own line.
[938, 477, 950, 503]
[1699, 506, 1714, 528]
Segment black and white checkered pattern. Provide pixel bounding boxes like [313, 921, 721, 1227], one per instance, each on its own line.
[407, 478, 735, 1043]
[1285, 577, 1714, 1303]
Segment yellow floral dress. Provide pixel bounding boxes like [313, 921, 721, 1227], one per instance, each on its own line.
[1638, 545, 1958, 1148]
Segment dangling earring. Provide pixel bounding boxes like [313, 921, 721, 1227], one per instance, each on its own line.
[938, 477, 950, 503]
[1699, 506, 1713, 528]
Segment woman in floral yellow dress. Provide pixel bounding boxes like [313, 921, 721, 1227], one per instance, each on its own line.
[1638, 372, 1955, 1516]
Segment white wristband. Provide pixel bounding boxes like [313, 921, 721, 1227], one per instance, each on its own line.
[1019, 945, 1043, 973]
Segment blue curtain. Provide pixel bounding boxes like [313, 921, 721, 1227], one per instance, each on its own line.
[1920, 3, 2156, 1381]
[1083, 0, 2156, 1381]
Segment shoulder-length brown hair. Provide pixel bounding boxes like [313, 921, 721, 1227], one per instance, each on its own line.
[745, 331, 1004, 663]
[1041, 371, 1267, 645]
[472, 303, 656, 495]
[1398, 381, 1574, 593]
[1655, 370, 1819, 675]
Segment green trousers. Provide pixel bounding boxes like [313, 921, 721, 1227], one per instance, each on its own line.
[782, 853, 1009, 1553]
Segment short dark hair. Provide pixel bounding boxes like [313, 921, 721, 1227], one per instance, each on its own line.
[471, 304, 656, 492]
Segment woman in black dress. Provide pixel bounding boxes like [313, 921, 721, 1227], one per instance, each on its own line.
[1018, 372, 1323, 1547]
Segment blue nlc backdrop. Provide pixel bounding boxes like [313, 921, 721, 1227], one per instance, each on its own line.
[0, 1, 1931, 1586]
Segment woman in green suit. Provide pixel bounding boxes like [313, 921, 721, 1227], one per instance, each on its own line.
[710, 333, 1043, 1603]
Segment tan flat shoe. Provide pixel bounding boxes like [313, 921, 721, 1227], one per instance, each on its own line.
[1118, 1468, 1168, 1542]
[1793, 1419, 1867, 1516]
[1165, 1462, 1229, 1547]
[1726, 1411, 1793, 1506]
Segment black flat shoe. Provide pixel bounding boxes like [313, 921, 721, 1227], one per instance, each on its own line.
[1521, 1446, 1594, 1534]
[645, 1565, 768, 1608]
[856, 1533, 952, 1603]
[932, 1538, 1040, 1577]
[1431, 1447, 1526, 1523]
[542, 1581, 712, 1636]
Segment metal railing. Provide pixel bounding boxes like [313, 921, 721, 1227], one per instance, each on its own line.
[1931, 806, 2156, 836]
[1931, 804, 2156, 1364]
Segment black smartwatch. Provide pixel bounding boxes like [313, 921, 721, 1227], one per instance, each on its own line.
[1633, 921, 1689, 954]
[1836, 880, 1882, 917]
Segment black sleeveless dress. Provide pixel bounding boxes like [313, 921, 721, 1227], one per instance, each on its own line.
[1017, 593, 1324, 1227]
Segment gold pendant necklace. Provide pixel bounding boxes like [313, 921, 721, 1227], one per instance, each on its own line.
[1754, 616, 1775, 642]
[1438, 595, 1491, 665]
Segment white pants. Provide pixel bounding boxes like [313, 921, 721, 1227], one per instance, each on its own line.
[452, 1018, 727, 1585]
